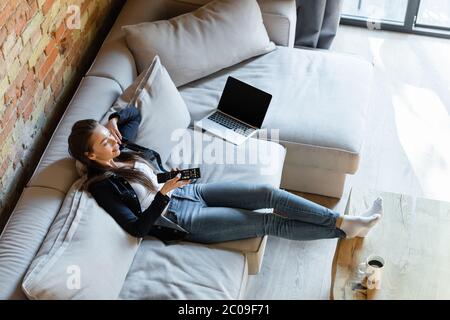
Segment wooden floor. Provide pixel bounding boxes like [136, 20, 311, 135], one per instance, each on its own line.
[244, 26, 450, 299]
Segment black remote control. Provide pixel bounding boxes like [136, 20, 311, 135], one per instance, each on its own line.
[156, 168, 201, 184]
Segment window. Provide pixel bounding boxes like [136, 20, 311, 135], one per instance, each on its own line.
[341, 0, 450, 38]
[416, 0, 450, 30]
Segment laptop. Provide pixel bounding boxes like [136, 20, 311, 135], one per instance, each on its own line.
[194, 76, 272, 145]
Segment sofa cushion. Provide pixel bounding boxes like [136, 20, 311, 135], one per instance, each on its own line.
[168, 0, 297, 47]
[119, 239, 248, 299]
[22, 178, 140, 300]
[178, 46, 373, 174]
[102, 56, 191, 164]
[122, 0, 276, 87]
[0, 187, 66, 300]
[86, 39, 138, 92]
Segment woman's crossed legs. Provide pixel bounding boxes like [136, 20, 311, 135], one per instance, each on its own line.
[182, 181, 346, 243]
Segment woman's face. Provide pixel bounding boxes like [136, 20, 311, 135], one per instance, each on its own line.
[85, 124, 121, 163]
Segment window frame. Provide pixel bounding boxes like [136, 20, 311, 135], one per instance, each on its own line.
[340, 0, 450, 39]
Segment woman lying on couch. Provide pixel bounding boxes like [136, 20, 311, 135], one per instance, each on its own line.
[68, 106, 383, 244]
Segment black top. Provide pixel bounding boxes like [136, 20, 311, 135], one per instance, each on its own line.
[87, 107, 187, 243]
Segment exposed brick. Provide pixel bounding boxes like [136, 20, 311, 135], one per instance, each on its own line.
[17, 93, 33, 117]
[43, 69, 54, 88]
[4, 38, 23, 66]
[0, 3, 13, 27]
[23, 71, 36, 91]
[5, 15, 17, 35]
[44, 38, 56, 55]
[4, 84, 20, 110]
[18, 40, 32, 65]
[28, 34, 49, 68]
[38, 47, 58, 81]
[31, 86, 51, 120]
[81, 0, 90, 13]
[43, 94, 55, 114]
[37, 0, 46, 9]
[0, 156, 11, 179]
[0, 109, 17, 146]
[22, 96, 35, 121]
[54, 21, 65, 42]
[51, 65, 64, 95]
[29, 26, 42, 48]
[51, 79, 63, 99]
[11, 117, 24, 144]
[15, 2, 29, 35]
[0, 76, 10, 105]
[7, 58, 21, 84]
[14, 64, 29, 92]
[42, 0, 55, 15]
[0, 132, 15, 162]
[50, 4, 67, 33]
[0, 57, 6, 80]
[33, 83, 44, 105]
[0, 26, 7, 45]
[21, 12, 44, 45]
[33, 54, 46, 74]
[1, 33, 17, 58]
[47, 0, 60, 21]
[0, 0, 121, 235]
[40, 12, 51, 35]
[26, 0, 39, 21]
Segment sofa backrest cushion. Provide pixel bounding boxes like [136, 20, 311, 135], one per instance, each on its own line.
[21, 178, 140, 300]
[102, 56, 191, 165]
[122, 0, 276, 87]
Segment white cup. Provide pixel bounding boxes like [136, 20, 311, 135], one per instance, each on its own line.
[365, 255, 385, 290]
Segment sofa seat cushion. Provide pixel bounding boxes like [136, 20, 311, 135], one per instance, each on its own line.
[179, 46, 373, 174]
[119, 239, 247, 299]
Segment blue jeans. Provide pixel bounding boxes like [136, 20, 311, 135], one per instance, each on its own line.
[166, 181, 346, 244]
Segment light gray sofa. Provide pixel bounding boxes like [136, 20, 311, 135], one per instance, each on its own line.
[0, 0, 373, 299]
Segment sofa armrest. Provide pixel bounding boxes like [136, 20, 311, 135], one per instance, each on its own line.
[258, 0, 297, 47]
[166, 0, 297, 47]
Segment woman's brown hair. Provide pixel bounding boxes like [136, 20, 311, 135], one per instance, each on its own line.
[68, 119, 158, 192]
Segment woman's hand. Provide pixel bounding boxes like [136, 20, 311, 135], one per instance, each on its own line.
[105, 117, 122, 144]
[160, 167, 191, 195]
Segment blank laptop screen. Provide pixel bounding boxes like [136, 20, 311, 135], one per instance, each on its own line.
[217, 77, 272, 128]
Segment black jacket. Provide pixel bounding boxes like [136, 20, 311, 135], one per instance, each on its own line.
[87, 106, 188, 244]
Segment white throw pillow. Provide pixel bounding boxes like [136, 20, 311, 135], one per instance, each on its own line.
[122, 0, 276, 87]
[102, 56, 191, 165]
[22, 178, 141, 299]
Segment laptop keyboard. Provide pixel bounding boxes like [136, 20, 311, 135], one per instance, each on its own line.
[207, 112, 256, 136]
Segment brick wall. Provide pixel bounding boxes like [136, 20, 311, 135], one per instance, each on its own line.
[0, 0, 125, 231]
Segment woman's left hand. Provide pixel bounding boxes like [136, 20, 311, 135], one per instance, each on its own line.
[106, 117, 122, 144]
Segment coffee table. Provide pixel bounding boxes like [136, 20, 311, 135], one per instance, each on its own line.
[331, 187, 450, 300]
